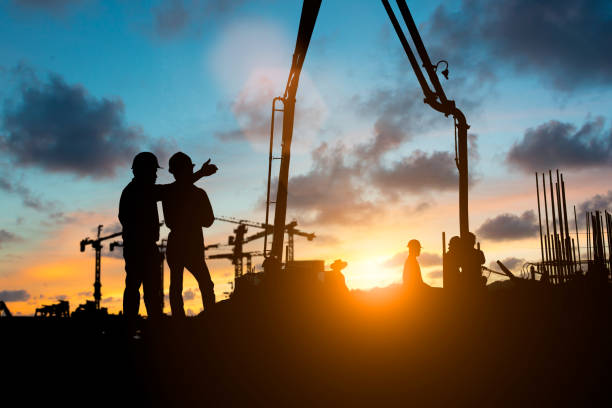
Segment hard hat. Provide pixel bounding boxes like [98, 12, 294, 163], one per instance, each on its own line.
[330, 259, 348, 271]
[448, 236, 461, 249]
[168, 151, 194, 174]
[132, 152, 161, 170]
[407, 239, 422, 249]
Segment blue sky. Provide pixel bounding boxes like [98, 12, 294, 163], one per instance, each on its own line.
[1, 0, 612, 314]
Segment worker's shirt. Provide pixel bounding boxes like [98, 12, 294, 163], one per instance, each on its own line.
[119, 171, 206, 247]
[463, 248, 486, 278]
[162, 182, 214, 253]
[403, 256, 424, 287]
[119, 179, 174, 247]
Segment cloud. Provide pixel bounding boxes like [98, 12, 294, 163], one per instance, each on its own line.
[382, 250, 441, 268]
[0, 175, 55, 211]
[214, 76, 276, 142]
[426, 0, 612, 91]
[489, 257, 525, 272]
[0, 289, 30, 302]
[215, 71, 326, 148]
[285, 143, 376, 225]
[353, 88, 436, 162]
[420, 252, 443, 267]
[507, 118, 612, 172]
[476, 210, 539, 241]
[0, 229, 22, 249]
[153, 0, 189, 38]
[183, 288, 197, 301]
[578, 190, 612, 216]
[152, 0, 248, 38]
[372, 150, 459, 194]
[0, 71, 156, 178]
[11, 0, 81, 12]
[42, 211, 77, 226]
[426, 269, 443, 279]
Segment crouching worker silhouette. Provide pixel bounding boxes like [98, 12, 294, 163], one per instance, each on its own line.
[119, 152, 217, 322]
[163, 152, 216, 317]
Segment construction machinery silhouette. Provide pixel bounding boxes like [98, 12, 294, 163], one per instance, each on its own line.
[265, 0, 322, 271]
[79, 225, 123, 310]
[212, 216, 315, 282]
[0, 301, 12, 317]
[34, 300, 70, 318]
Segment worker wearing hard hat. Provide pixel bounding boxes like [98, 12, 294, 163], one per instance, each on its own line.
[162, 152, 216, 318]
[119, 152, 217, 321]
[443, 236, 461, 290]
[460, 232, 486, 288]
[403, 239, 428, 289]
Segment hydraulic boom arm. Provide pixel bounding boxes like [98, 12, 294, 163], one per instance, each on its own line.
[267, 0, 322, 264]
[382, 0, 470, 238]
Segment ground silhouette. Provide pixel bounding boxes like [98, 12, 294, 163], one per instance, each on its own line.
[4, 279, 612, 406]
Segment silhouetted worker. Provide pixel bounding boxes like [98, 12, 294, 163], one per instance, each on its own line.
[443, 236, 461, 289]
[119, 152, 216, 321]
[461, 232, 486, 287]
[328, 259, 348, 291]
[162, 152, 216, 318]
[403, 239, 428, 289]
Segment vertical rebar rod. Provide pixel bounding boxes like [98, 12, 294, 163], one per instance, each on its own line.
[560, 174, 571, 276]
[572, 238, 577, 274]
[442, 231, 446, 288]
[597, 211, 606, 268]
[542, 174, 552, 275]
[555, 172, 566, 279]
[574, 205, 582, 270]
[561, 174, 573, 277]
[536, 173, 545, 264]
[606, 212, 612, 276]
[586, 212, 591, 261]
[549, 171, 560, 282]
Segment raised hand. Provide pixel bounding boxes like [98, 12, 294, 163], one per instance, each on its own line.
[200, 159, 218, 176]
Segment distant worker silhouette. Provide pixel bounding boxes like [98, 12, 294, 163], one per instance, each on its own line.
[162, 152, 216, 318]
[443, 236, 461, 289]
[119, 152, 216, 321]
[460, 232, 486, 287]
[403, 239, 428, 289]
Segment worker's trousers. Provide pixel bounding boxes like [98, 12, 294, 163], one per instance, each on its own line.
[123, 242, 163, 319]
[167, 232, 215, 317]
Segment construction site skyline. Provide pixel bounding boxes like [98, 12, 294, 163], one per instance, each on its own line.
[2, 0, 612, 316]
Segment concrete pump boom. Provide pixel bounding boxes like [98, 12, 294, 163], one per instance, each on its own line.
[382, 0, 471, 238]
[265, 0, 322, 266]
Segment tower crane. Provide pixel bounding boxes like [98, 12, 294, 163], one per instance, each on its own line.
[214, 216, 315, 278]
[79, 225, 122, 310]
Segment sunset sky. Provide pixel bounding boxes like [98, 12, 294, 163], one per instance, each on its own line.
[1, 0, 611, 315]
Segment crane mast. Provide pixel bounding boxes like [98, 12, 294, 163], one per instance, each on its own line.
[80, 225, 122, 310]
[382, 0, 470, 238]
[265, 0, 322, 266]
